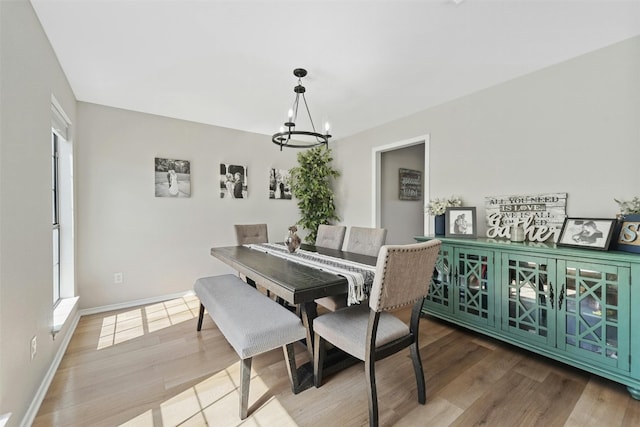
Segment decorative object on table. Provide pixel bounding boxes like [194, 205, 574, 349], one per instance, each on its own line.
[285, 225, 301, 253]
[484, 193, 567, 242]
[269, 168, 292, 200]
[290, 146, 340, 244]
[510, 221, 526, 242]
[398, 168, 421, 201]
[154, 157, 191, 198]
[220, 163, 248, 199]
[612, 197, 640, 253]
[271, 68, 331, 151]
[556, 218, 616, 251]
[445, 206, 477, 238]
[426, 196, 461, 236]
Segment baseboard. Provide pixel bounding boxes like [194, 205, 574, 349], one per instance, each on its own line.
[20, 310, 81, 427]
[79, 290, 195, 316]
[19, 290, 195, 426]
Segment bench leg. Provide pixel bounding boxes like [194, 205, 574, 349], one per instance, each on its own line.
[197, 303, 205, 331]
[240, 357, 252, 419]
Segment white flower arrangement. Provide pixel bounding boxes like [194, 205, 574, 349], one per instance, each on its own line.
[615, 197, 640, 215]
[426, 196, 462, 216]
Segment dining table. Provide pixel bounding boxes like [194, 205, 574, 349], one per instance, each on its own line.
[210, 242, 378, 389]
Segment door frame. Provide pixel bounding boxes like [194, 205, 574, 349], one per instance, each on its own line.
[372, 134, 430, 234]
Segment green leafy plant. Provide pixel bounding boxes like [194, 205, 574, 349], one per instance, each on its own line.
[615, 197, 640, 215]
[290, 146, 340, 244]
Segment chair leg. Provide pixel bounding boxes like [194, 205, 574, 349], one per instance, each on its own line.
[239, 357, 252, 419]
[365, 356, 378, 427]
[197, 303, 205, 331]
[410, 342, 426, 404]
[313, 333, 326, 388]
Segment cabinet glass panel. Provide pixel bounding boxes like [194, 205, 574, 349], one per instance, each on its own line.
[502, 254, 554, 345]
[562, 263, 623, 365]
[455, 249, 492, 324]
[426, 245, 453, 313]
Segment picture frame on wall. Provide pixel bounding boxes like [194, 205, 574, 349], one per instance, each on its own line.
[398, 168, 421, 201]
[556, 218, 615, 251]
[445, 207, 477, 238]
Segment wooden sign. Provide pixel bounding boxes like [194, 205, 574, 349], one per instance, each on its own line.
[485, 193, 567, 242]
[399, 168, 421, 201]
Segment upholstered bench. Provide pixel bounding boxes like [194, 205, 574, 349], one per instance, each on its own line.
[194, 274, 307, 419]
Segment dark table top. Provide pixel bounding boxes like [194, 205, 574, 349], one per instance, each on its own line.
[210, 244, 377, 305]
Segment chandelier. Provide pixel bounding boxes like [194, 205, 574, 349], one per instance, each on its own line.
[272, 68, 331, 150]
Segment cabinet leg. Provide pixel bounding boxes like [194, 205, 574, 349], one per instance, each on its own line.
[627, 386, 640, 400]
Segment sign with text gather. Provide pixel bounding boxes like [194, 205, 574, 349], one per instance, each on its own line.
[484, 193, 567, 242]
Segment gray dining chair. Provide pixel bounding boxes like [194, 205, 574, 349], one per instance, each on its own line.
[234, 224, 268, 289]
[315, 224, 347, 250]
[234, 223, 268, 245]
[313, 239, 441, 427]
[316, 226, 387, 311]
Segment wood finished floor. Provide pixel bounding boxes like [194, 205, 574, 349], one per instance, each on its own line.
[33, 295, 640, 427]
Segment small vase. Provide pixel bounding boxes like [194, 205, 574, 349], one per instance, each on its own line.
[285, 230, 301, 253]
[434, 215, 446, 236]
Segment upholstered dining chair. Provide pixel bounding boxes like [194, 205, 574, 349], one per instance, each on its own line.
[315, 226, 387, 312]
[346, 226, 388, 257]
[234, 223, 268, 245]
[315, 224, 347, 250]
[313, 239, 441, 427]
[234, 224, 268, 289]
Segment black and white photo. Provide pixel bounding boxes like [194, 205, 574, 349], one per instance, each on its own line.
[154, 157, 191, 198]
[557, 218, 615, 250]
[269, 168, 292, 200]
[220, 164, 248, 199]
[445, 207, 477, 238]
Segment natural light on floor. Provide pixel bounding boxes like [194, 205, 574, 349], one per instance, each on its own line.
[97, 295, 200, 350]
[118, 361, 298, 426]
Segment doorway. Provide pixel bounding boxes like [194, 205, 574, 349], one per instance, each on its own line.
[372, 135, 430, 244]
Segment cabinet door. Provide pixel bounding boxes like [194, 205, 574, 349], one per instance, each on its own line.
[500, 253, 556, 346]
[454, 247, 494, 326]
[424, 244, 454, 315]
[557, 260, 630, 371]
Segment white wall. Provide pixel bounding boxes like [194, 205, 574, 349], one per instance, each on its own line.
[0, 1, 77, 426]
[335, 36, 640, 235]
[75, 103, 301, 309]
[381, 144, 425, 244]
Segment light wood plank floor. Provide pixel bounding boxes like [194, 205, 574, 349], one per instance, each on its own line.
[34, 295, 640, 426]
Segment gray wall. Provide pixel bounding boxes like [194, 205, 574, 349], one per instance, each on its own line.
[76, 103, 301, 309]
[381, 144, 425, 244]
[0, 1, 77, 426]
[334, 36, 640, 234]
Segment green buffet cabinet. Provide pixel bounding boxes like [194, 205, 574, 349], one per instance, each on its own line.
[415, 236, 640, 399]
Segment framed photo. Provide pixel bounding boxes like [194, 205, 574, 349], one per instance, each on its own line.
[445, 207, 477, 238]
[154, 157, 191, 198]
[399, 168, 421, 201]
[556, 218, 615, 251]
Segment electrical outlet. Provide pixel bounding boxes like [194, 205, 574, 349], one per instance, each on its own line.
[30, 335, 37, 360]
[114, 272, 123, 284]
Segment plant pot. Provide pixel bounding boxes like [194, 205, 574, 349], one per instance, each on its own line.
[434, 215, 446, 236]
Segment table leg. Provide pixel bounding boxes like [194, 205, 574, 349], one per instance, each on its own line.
[299, 301, 317, 359]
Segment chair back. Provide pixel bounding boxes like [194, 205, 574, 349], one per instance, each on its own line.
[369, 240, 441, 312]
[346, 226, 387, 257]
[234, 224, 268, 245]
[315, 224, 347, 250]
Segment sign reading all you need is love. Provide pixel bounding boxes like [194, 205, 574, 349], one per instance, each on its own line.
[485, 193, 567, 242]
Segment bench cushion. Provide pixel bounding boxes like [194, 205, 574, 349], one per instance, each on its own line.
[194, 275, 306, 359]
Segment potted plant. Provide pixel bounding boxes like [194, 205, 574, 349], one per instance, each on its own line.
[615, 197, 640, 219]
[290, 146, 340, 244]
[426, 196, 462, 235]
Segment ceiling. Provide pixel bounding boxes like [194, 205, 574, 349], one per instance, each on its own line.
[31, 0, 640, 141]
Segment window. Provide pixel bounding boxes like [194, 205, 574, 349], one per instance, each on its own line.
[52, 131, 61, 305]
